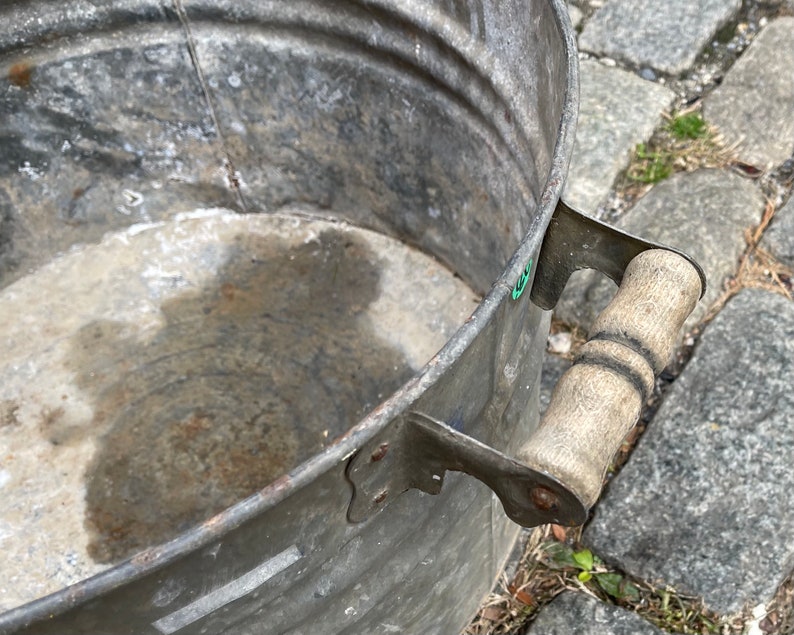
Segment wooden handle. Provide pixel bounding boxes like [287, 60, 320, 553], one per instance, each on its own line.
[519, 249, 702, 514]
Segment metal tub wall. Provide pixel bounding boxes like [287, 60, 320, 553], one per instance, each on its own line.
[0, 0, 576, 633]
[0, 0, 572, 292]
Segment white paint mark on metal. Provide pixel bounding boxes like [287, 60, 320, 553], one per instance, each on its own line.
[151, 545, 302, 634]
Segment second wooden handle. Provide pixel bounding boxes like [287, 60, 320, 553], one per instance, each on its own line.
[520, 249, 703, 513]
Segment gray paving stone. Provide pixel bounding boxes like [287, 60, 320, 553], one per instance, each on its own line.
[761, 196, 794, 268]
[585, 289, 794, 613]
[525, 592, 665, 635]
[703, 17, 794, 169]
[563, 60, 675, 212]
[568, 3, 583, 29]
[555, 169, 764, 334]
[578, 0, 741, 75]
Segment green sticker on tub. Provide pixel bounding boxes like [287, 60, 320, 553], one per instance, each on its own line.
[512, 259, 532, 301]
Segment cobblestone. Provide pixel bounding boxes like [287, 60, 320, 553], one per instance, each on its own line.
[562, 60, 675, 212]
[761, 196, 794, 268]
[585, 290, 794, 614]
[578, 0, 742, 75]
[703, 17, 794, 169]
[526, 593, 665, 635]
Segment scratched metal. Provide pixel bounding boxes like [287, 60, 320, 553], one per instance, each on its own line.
[0, 0, 578, 633]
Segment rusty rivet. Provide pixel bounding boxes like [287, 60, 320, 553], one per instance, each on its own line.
[370, 443, 389, 462]
[530, 485, 560, 512]
[373, 490, 388, 505]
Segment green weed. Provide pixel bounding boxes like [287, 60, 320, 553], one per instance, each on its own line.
[540, 541, 721, 633]
[628, 143, 673, 184]
[621, 110, 734, 193]
[668, 112, 708, 140]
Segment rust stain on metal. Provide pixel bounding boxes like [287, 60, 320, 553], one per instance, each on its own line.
[37, 406, 69, 445]
[220, 282, 237, 301]
[0, 399, 20, 428]
[131, 547, 165, 567]
[199, 512, 227, 532]
[369, 443, 389, 462]
[260, 473, 294, 498]
[8, 61, 33, 88]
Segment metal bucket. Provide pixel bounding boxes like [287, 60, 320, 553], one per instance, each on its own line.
[0, 2, 703, 633]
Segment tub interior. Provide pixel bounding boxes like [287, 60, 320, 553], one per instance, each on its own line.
[0, 0, 567, 611]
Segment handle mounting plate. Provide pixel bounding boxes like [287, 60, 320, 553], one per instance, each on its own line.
[530, 200, 706, 310]
[346, 411, 587, 528]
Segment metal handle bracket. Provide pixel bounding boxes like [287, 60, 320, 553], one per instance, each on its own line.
[347, 200, 706, 529]
[346, 411, 587, 527]
[530, 199, 706, 309]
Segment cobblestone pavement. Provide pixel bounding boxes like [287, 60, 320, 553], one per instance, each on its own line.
[524, 1, 794, 633]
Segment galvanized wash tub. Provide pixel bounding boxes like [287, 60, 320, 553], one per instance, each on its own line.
[0, 1, 704, 633]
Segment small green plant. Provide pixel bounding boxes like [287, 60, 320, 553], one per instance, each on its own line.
[539, 541, 722, 633]
[543, 543, 640, 601]
[628, 143, 673, 184]
[668, 112, 708, 140]
[618, 109, 734, 195]
[466, 532, 725, 635]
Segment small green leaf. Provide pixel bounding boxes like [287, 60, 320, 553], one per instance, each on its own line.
[620, 579, 640, 601]
[572, 549, 594, 571]
[542, 542, 579, 569]
[629, 143, 673, 184]
[594, 572, 641, 601]
[594, 572, 623, 598]
[577, 570, 592, 583]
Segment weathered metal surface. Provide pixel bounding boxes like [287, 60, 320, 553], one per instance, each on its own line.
[0, 0, 578, 633]
[0, 212, 481, 608]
